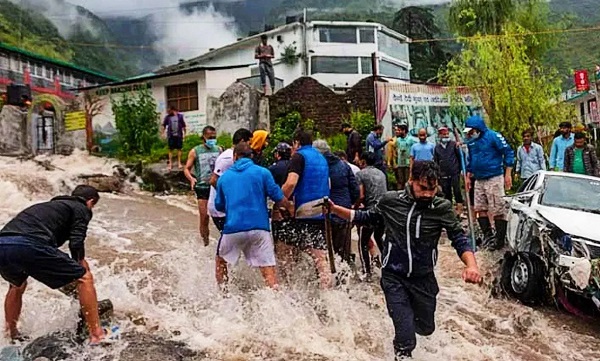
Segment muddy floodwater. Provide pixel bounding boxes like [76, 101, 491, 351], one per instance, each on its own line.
[0, 152, 598, 360]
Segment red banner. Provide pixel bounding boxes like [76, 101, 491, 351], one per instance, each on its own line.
[575, 70, 590, 92]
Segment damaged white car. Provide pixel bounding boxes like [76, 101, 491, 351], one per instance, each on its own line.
[501, 171, 600, 314]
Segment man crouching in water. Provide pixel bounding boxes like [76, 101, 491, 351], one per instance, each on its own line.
[0, 185, 106, 344]
[277, 130, 331, 288]
[329, 161, 482, 359]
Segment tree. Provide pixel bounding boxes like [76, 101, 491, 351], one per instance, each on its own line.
[112, 88, 160, 156]
[443, 24, 573, 147]
[448, 0, 558, 62]
[83, 92, 105, 153]
[392, 6, 449, 82]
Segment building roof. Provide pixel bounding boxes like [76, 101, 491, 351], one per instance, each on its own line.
[77, 63, 254, 91]
[157, 20, 411, 75]
[0, 42, 118, 81]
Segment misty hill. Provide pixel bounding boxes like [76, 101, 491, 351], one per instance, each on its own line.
[0, 0, 159, 78]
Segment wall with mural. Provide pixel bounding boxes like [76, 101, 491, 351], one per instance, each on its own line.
[376, 82, 482, 142]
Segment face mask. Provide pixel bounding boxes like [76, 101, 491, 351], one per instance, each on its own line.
[441, 138, 451, 144]
[206, 139, 217, 147]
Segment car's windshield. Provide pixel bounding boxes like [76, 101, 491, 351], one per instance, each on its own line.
[540, 175, 600, 213]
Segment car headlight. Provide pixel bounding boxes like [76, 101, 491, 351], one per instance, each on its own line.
[571, 237, 600, 260]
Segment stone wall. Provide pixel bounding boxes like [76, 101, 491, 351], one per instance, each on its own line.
[207, 81, 269, 134]
[0, 106, 32, 155]
[268, 76, 378, 136]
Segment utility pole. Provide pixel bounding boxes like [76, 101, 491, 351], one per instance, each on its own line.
[371, 52, 379, 122]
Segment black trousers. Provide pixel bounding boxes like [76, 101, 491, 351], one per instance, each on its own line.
[440, 175, 464, 204]
[359, 225, 384, 275]
[331, 222, 352, 263]
[380, 270, 439, 356]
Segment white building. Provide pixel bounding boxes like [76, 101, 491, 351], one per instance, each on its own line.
[159, 20, 411, 90]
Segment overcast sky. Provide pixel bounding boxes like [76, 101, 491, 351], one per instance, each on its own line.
[67, 0, 451, 15]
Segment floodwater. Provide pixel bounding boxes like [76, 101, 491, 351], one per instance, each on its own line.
[0, 152, 598, 361]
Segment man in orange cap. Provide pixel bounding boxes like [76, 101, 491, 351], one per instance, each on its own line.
[250, 130, 269, 166]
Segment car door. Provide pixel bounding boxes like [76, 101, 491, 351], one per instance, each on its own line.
[507, 175, 539, 248]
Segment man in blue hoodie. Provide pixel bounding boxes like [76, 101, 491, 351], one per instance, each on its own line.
[215, 143, 293, 289]
[463, 115, 515, 251]
[329, 161, 481, 359]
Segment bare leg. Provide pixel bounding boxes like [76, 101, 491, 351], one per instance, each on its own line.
[77, 271, 104, 343]
[259, 266, 279, 289]
[215, 256, 229, 289]
[308, 249, 332, 289]
[198, 199, 210, 246]
[456, 203, 464, 217]
[275, 242, 295, 283]
[177, 150, 183, 169]
[167, 150, 173, 171]
[5, 283, 27, 339]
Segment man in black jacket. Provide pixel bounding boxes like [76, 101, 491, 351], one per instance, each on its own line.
[329, 161, 481, 359]
[0, 185, 106, 344]
[434, 127, 464, 216]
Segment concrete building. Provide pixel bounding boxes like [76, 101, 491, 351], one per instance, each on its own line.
[78, 64, 267, 148]
[159, 20, 411, 91]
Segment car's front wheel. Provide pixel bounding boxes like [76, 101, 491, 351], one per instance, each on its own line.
[501, 252, 546, 305]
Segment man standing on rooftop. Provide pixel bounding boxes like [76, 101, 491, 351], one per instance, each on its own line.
[255, 34, 276, 95]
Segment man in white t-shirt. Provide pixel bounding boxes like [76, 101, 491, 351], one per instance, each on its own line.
[208, 128, 254, 232]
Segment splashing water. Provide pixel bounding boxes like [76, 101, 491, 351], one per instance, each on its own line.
[0, 153, 598, 360]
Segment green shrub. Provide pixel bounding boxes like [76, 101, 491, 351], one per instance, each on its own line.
[112, 88, 160, 157]
[345, 110, 376, 139]
[326, 134, 347, 153]
[217, 132, 232, 150]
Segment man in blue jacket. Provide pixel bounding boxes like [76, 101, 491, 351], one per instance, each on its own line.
[463, 115, 515, 251]
[215, 143, 293, 290]
[329, 161, 482, 359]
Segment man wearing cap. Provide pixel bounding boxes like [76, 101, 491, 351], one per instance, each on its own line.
[0, 185, 108, 344]
[434, 127, 464, 216]
[250, 130, 269, 166]
[549, 121, 574, 171]
[463, 115, 515, 251]
[269, 142, 292, 187]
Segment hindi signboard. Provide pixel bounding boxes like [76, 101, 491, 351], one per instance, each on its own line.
[64, 111, 86, 131]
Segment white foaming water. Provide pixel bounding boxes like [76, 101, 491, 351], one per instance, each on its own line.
[0, 154, 598, 360]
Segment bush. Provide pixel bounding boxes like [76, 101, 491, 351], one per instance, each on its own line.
[326, 134, 347, 153]
[345, 110, 376, 139]
[112, 88, 160, 157]
[264, 111, 319, 164]
[217, 132, 232, 150]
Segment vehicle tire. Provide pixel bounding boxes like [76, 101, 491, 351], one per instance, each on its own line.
[501, 252, 546, 305]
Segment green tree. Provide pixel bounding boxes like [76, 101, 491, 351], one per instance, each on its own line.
[112, 88, 160, 156]
[392, 6, 449, 82]
[443, 24, 573, 147]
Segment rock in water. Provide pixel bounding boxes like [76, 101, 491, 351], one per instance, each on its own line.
[79, 175, 123, 193]
[20, 332, 206, 361]
[141, 163, 190, 193]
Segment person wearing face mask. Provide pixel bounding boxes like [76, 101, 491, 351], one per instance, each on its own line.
[328, 161, 481, 360]
[184, 126, 221, 246]
[463, 115, 515, 252]
[434, 127, 464, 216]
[549, 121, 574, 171]
[515, 129, 546, 182]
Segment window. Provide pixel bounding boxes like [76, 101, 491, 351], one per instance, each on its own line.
[379, 60, 410, 80]
[360, 57, 373, 74]
[359, 28, 375, 43]
[47, 68, 54, 80]
[317, 26, 357, 43]
[378, 32, 409, 62]
[0, 53, 8, 69]
[166, 82, 199, 112]
[311, 57, 359, 74]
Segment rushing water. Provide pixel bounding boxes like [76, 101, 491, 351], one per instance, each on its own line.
[0, 152, 598, 361]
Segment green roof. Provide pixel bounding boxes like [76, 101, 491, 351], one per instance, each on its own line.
[0, 42, 119, 81]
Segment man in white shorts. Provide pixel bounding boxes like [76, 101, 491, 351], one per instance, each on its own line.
[215, 143, 293, 289]
[208, 128, 254, 232]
